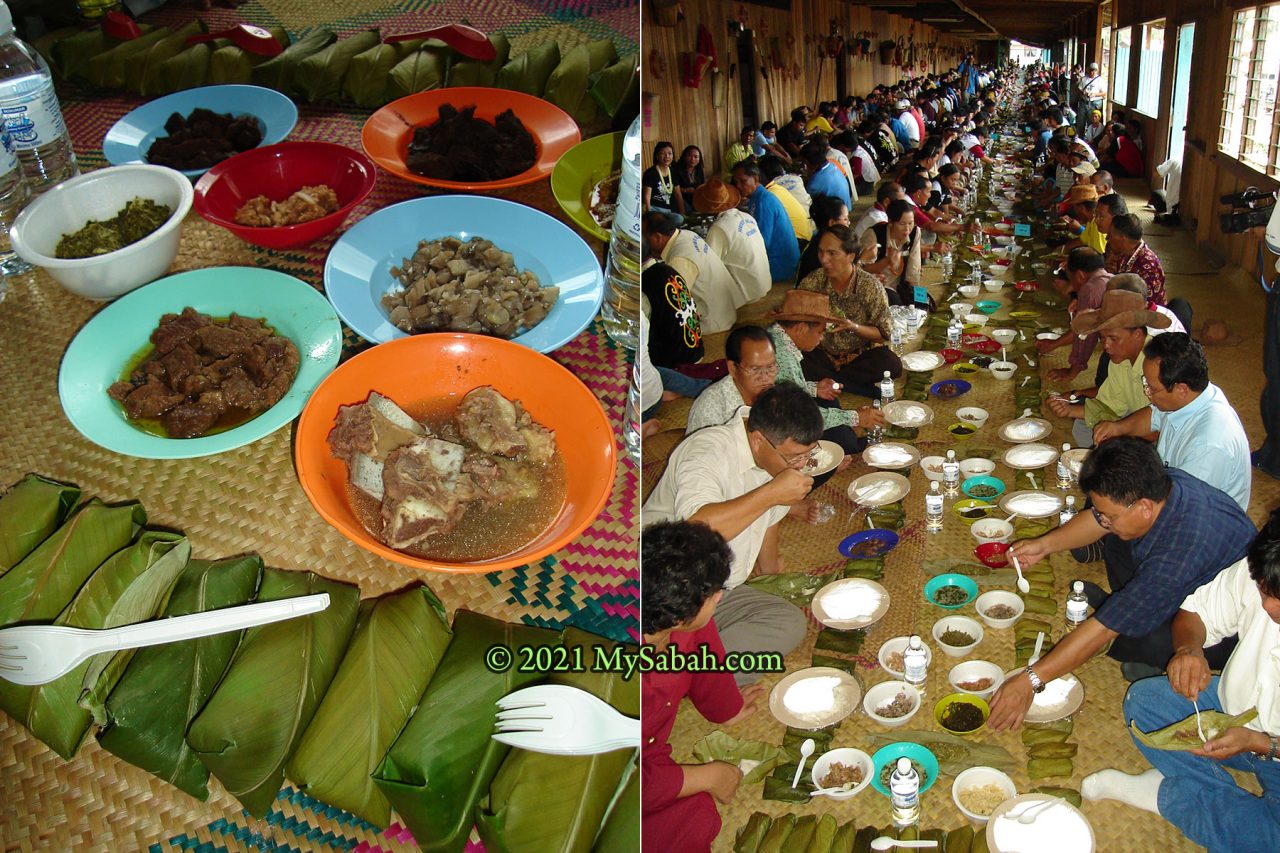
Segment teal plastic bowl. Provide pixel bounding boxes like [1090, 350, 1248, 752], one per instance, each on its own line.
[871, 742, 940, 796]
[961, 475, 1006, 500]
[924, 573, 979, 610]
[975, 300, 1002, 315]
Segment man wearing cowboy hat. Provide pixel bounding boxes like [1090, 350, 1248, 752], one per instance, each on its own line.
[1047, 288, 1170, 447]
[698, 178, 772, 308]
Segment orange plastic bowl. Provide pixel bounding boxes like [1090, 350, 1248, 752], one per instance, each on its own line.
[361, 86, 582, 191]
[294, 334, 617, 573]
[193, 141, 377, 249]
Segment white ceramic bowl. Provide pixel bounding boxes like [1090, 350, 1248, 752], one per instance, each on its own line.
[993, 235, 1014, 246]
[990, 328, 1017, 346]
[964, 313, 989, 328]
[989, 361, 1017, 380]
[970, 517, 1014, 545]
[983, 279, 1003, 293]
[933, 615, 985, 657]
[953, 766, 1017, 823]
[863, 680, 921, 728]
[920, 455, 947, 482]
[956, 406, 990, 429]
[959, 457, 996, 478]
[974, 590, 1026, 629]
[878, 636, 934, 677]
[959, 284, 981, 299]
[811, 747, 874, 799]
[950, 301, 974, 318]
[987, 263, 1006, 277]
[10, 164, 193, 300]
[947, 660, 1006, 701]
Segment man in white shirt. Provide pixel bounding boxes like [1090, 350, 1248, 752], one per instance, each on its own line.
[823, 139, 858, 205]
[642, 383, 819, 683]
[1078, 62, 1107, 135]
[1082, 529, 1280, 851]
[642, 211, 739, 334]
[853, 182, 904, 240]
[695, 179, 772, 309]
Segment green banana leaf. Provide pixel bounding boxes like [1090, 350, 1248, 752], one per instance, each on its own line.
[943, 824, 974, 853]
[156, 44, 211, 94]
[55, 25, 154, 84]
[125, 20, 206, 95]
[387, 46, 452, 100]
[0, 532, 190, 759]
[1028, 742, 1078, 759]
[288, 584, 452, 827]
[343, 43, 420, 108]
[758, 813, 796, 852]
[830, 820, 857, 853]
[186, 569, 359, 816]
[544, 39, 618, 126]
[296, 30, 381, 104]
[807, 814, 838, 853]
[589, 53, 637, 118]
[0, 474, 80, 574]
[744, 571, 826, 606]
[789, 815, 818, 850]
[1027, 757, 1074, 779]
[1030, 785, 1082, 806]
[252, 28, 337, 94]
[97, 555, 262, 800]
[88, 26, 175, 90]
[447, 33, 510, 87]
[591, 760, 637, 853]
[735, 813, 773, 853]
[0, 500, 145, 627]
[31, 27, 80, 68]
[373, 610, 561, 853]
[476, 627, 638, 853]
[691, 731, 784, 784]
[496, 42, 560, 97]
[1130, 707, 1258, 751]
[864, 729, 1015, 776]
[208, 27, 289, 85]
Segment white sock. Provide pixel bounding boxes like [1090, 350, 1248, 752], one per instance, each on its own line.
[1081, 768, 1163, 814]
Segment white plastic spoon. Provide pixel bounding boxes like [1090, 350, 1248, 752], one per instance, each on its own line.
[1011, 551, 1031, 594]
[870, 838, 938, 850]
[1029, 631, 1046, 665]
[792, 738, 816, 789]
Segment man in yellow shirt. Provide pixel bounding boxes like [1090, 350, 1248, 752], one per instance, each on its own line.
[805, 103, 836, 135]
[757, 156, 813, 242]
[723, 125, 755, 178]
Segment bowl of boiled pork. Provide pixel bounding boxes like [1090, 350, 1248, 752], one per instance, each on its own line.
[293, 333, 616, 572]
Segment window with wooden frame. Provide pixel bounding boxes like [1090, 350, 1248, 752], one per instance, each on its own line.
[1135, 19, 1164, 117]
[1219, 2, 1280, 177]
[1112, 26, 1132, 105]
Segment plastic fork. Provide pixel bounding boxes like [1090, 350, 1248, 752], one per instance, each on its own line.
[493, 684, 639, 755]
[0, 594, 330, 686]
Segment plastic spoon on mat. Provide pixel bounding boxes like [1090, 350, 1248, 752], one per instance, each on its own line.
[1011, 551, 1031, 594]
[186, 24, 284, 57]
[870, 838, 938, 850]
[385, 24, 496, 60]
[791, 738, 816, 788]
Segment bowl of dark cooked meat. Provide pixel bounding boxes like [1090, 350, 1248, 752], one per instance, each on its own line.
[361, 87, 581, 190]
[102, 85, 298, 179]
[57, 267, 342, 459]
[293, 333, 617, 573]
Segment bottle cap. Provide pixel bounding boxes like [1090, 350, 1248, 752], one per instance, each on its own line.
[1073, 580, 1084, 592]
[897, 757, 912, 772]
[930, 481, 940, 492]
[909, 635, 922, 647]
[1062, 443, 1071, 451]
[946, 450, 956, 459]
[0, 2, 11, 37]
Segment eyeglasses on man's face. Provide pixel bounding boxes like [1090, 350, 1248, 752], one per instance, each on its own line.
[766, 436, 816, 469]
[740, 361, 779, 379]
[1091, 499, 1138, 529]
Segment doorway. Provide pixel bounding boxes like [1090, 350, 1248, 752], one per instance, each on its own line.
[1167, 22, 1195, 165]
[735, 29, 759, 129]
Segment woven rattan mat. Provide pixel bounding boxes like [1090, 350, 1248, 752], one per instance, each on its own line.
[651, 265, 1208, 851]
[0, 3, 638, 851]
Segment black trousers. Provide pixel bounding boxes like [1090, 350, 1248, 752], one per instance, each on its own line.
[1254, 284, 1280, 477]
[812, 397, 865, 489]
[1101, 535, 1237, 670]
[801, 345, 903, 398]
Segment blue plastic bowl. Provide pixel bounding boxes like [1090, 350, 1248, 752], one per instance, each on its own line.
[103, 84, 298, 179]
[961, 475, 1006, 500]
[930, 379, 972, 399]
[923, 573, 979, 609]
[324, 195, 605, 354]
[870, 742, 940, 796]
[838, 528, 900, 559]
[975, 300, 1002, 315]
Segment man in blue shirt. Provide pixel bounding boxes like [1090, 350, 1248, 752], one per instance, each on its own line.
[731, 161, 799, 284]
[888, 100, 915, 151]
[988, 437, 1255, 730]
[799, 141, 850, 209]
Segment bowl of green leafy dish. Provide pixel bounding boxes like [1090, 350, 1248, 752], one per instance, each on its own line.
[10, 164, 193, 300]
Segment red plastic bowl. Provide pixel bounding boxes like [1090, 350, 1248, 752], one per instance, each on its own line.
[975, 542, 1011, 568]
[940, 348, 965, 364]
[193, 141, 377, 249]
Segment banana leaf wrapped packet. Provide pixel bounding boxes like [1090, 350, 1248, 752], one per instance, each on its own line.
[788, 815, 818, 850]
[744, 570, 827, 606]
[591, 760, 637, 853]
[0, 531, 190, 759]
[186, 569, 360, 817]
[691, 730, 785, 784]
[124, 20, 206, 95]
[252, 28, 336, 94]
[589, 54, 638, 119]
[296, 30, 381, 104]
[476, 627, 638, 853]
[447, 33, 510, 87]
[97, 555, 262, 800]
[373, 610, 560, 852]
[735, 813, 773, 853]
[387, 45, 452, 100]
[156, 43, 213, 94]
[758, 813, 796, 852]
[543, 39, 618, 126]
[343, 41, 420, 108]
[209, 27, 290, 85]
[88, 25, 177, 90]
[288, 584, 452, 827]
[1131, 707, 1258, 751]
[0, 474, 80, 574]
[496, 42, 560, 96]
[806, 814, 838, 853]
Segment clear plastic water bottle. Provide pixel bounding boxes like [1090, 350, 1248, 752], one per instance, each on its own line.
[868, 399, 883, 445]
[890, 756, 921, 827]
[903, 635, 928, 687]
[0, 2, 76, 195]
[879, 370, 895, 404]
[1056, 443, 1073, 490]
[0, 123, 28, 273]
[1060, 494, 1077, 527]
[890, 322, 903, 355]
[925, 481, 944, 533]
[601, 116, 642, 349]
[947, 320, 961, 349]
[622, 358, 642, 468]
[1066, 580, 1089, 629]
[942, 450, 960, 497]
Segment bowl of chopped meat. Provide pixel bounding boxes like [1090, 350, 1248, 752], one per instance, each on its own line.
[193, 142, 377, 249]
[361, 87, 581, 191]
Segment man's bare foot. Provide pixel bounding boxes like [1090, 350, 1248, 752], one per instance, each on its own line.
[641, 420, 662, 439]
[661, 389, 681, 402]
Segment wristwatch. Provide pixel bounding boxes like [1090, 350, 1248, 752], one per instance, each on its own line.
[1268, 735, 1279, 762]
[1024, 665, 1046, 694]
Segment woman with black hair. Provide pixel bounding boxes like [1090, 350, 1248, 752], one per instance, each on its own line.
[861, 198, 923, 308]
[795, 193, 851, 282]
[641, 521, 763, 853]
[643, 141, 685, 215]
[672, 145, 705, 212]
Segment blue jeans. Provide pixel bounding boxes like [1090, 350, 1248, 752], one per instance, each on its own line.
[1125, 676, 1280, 853]
[655, 366, 709, 399]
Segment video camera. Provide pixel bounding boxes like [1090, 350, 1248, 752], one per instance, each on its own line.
[1220, 187, 1277, 234]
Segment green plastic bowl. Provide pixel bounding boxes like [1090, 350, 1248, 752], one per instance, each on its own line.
[934, 692, 991, 736]
[924, 573, 979, 610]
[550, 131, 624, 242]
[871, 742, 940, 796]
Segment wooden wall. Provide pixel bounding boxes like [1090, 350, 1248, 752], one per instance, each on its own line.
[643, 0, 975, 174]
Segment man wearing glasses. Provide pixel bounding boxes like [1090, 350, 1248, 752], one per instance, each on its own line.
[988, 437, 1254, 730]
[642, 383, 821, 684]
[686, 326, 777, 435]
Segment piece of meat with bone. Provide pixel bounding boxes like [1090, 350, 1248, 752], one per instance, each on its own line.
[456, 386, 526, 457]
[328, 392, 426, 464]
[380, 437, 469, 548]
[461, 452, 539, 502]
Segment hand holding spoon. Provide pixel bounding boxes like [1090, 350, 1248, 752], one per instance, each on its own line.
[1012, 551, 1030, 594]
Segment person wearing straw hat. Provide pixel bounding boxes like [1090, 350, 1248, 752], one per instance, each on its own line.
[763, 290, 885, 486]
[1047, 288, 1170, 447]
[697, 178, 772, 309]
[1059, 184, 1105, 253]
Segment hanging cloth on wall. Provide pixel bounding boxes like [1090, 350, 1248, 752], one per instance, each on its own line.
[682, 23, 718, 88]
